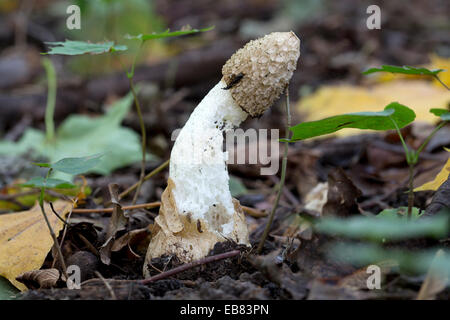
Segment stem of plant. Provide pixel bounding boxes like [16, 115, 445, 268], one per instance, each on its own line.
[257, 88, 291, 254]
[42, 57, 57, 142]
[39, 169, 67, 277]
[126, 41, 147, 205]
[118, 159, 170, 201]
[434, 75, 450, 91]
[390, 117, 447, 218]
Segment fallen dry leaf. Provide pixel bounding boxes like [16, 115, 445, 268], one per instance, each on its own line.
[322, 168, 362, 217]
[16, 268, 60, 290]
[297, 80, 450, 137]
[414, 150, 450, 192]
[0, 200, 72, 290]
[416, 250, 448, 300]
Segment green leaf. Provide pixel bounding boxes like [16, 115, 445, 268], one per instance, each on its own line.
[0, 92, 149, 177]
[229, 176, 248, 197]
[0, 276, 19, 300]
[363, 65, 444, 76]
[47, 154, 103, 175]
[126, 26, 214, 41]
[32, 162, 51, 168]
[286, 102, 416, 142]
[315, 213, 448, 241]
[377, 206, 423, 220]
[44, 40, 127, 55]
[20, 177, 76, 189]
[329, 243, 450, 275]
[430, 108, 450, 121]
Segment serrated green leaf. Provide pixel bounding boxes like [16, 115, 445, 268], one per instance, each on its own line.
[44, 40, 127, 55]
[315, 213, 448, 241]
[363, 65, 444, 76]
[285, 102, 416, 142]
[126, 26, 214, 41]
[49, 154, 103, 175]
[430, 108, 450, 121]
[20, 177, 76, 189]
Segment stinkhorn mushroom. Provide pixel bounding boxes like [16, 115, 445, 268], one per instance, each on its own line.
[144, 32, 300, 276]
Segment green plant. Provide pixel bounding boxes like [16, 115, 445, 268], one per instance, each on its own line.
[44, 26, 213, 203]
[363, 65, 449, 90]
[20, 154, 102, 278]
[362, 64, 449, 217]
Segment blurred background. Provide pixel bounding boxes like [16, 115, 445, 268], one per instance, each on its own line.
[0, 0, 449, 204]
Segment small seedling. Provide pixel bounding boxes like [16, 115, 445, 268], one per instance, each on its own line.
[362, 64, 449, 217]
[19, 154, 102, 278]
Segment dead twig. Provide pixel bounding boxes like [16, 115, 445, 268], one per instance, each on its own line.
[72, 201, 265, 218]
[81, 250, 241, 287]
[119, 159, 170, 201]
[72, 201, 161, 214]
[141, 250, 241, 284]
[94, 271, 117, 300]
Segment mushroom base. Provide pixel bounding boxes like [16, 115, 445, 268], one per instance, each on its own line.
[143, 179, 249, 278]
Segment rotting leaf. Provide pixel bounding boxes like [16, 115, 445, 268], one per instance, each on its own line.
[322, 168, 362, 217]
[111, 228, 151, 258]
[16, 268, 60, 290]
[0, 200, 72, 290]
[250, 251, 308, 299]
[99, 184, 128, 265]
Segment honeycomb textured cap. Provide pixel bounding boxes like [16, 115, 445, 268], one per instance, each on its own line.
[222, 31, 300, 117]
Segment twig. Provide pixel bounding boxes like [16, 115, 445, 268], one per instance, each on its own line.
[141, 250, 240, 284]
[72, 201, 161, 214]
[241, 206, 267, 218]
[434, 75, 450, 90]
[49, 202, 68, 225]
[81, 250, 241, 287]
[51, 200, 76, 269]
[94, 271, 117, 300]
[257, 88, 291, 254]
[72, 201, 264, 218]
[39, 169, 67, 278]
[118, 159, 170, 201]
[39, 202, 67, 278]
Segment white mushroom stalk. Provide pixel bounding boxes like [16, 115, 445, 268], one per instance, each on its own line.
[144, 32, 300, 275]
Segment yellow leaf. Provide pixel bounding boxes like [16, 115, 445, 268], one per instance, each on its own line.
[0, 200, 72, 291]
[429, 54, 450, 89]
[414, 154, 450, 192]
[297, 80, 450, 137]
